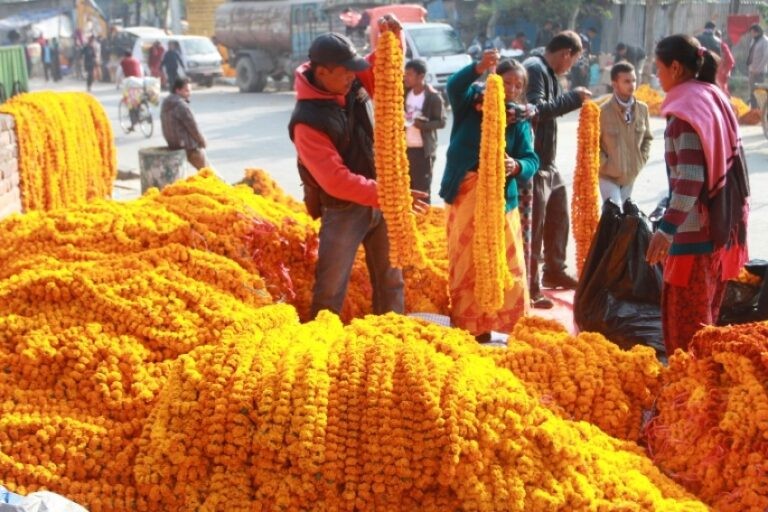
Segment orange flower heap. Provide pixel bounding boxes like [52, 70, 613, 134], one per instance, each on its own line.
[0, 91, 116, 211]
[646, 322, 768, 511]
[373, 30, 425, 269]
[135, 311, 706, 511]
[635, 84, 664, 117]
[474, 72, 511, 312]
[571, 100, 601, 276]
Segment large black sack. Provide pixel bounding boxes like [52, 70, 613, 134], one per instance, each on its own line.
[718, 259, 768, 324]
[574, 200, 665, 359]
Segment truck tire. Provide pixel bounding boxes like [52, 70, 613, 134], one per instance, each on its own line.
[236, 58, 267, 93]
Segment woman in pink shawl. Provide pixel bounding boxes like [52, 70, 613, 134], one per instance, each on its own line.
[646, 34, 750, 354]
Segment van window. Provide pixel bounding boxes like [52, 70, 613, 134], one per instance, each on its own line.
[408, 26, 464, 57]
[180, 38, 217, 56]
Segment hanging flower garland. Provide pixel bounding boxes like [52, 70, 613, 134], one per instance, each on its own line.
[571, 100, 601, 276]
[0, 91, 116, 212]
[373, 30, 425, 269]
[473, 72, 510, 312]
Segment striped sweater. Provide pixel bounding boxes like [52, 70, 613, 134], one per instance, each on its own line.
[658, 116, 713, 255]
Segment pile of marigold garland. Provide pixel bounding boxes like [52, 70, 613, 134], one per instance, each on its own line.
[646, 323, 768, 511]
[1, 170, 766, 511]
[0, 91, 116, 211]
[635, 84, 758, 124]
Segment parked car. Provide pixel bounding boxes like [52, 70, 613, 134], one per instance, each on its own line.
[114, 30, 223, 87]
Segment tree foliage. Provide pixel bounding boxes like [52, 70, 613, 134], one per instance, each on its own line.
[496, 0, 612, 28]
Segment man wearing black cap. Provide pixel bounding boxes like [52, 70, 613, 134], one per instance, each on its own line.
[288, 17, 427, 319]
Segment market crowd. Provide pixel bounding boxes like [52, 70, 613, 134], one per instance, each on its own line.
[289, 16, 753, 357]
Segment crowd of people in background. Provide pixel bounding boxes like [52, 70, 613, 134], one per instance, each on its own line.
[288, 14, 753, 355]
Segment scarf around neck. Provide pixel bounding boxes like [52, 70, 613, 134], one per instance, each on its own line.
[660, 79, 739, 198]
[613, 94, 635, 124]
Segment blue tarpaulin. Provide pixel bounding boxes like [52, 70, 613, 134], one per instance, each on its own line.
[0, 8, 70, 30]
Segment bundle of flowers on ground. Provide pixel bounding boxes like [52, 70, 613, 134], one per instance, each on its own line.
[242, 167, 449, 317]
[645, 322, 768, 512]
[635, 84, 758, 125]
[490, 316, 661, 442]
[0, 91, 116, 211]
[2, 170, 765, 511]
[135, 310, 705, 512]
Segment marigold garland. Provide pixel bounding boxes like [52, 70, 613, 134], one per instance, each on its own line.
[373, 30, 426, 269]
[473, 73, 512, 312]
[635, 85, 758, 126]
[571, 100, 601, 276]
[2, 169, 767, 511]
[635, 85, 664, 117]
[0, 91, 116, 211]
[645, 323, 768, 511]
[134, 312, 706, 511]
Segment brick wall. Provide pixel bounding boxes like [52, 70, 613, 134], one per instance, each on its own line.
[0, 113, 22, 219]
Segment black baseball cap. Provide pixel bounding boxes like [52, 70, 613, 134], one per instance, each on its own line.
[309, 33, 370, 71]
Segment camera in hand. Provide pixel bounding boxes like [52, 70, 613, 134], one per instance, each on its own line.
[505, 102, 526, 121]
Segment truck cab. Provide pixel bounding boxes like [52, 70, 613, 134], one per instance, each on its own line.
[401, 22, 470, 92]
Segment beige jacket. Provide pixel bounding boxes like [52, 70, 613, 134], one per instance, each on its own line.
[599, 96, 653, 186]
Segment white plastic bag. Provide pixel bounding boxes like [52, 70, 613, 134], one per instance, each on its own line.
[0, 490, 88, 512]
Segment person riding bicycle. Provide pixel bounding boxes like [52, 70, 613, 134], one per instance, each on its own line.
[116, 50, 145, 129]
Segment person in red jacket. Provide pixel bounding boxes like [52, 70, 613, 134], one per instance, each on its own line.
[116, 50, 145, 130]
[288, 18, 427, 319]
[148, 41, 165, 84]
[117, 50, 143, 80]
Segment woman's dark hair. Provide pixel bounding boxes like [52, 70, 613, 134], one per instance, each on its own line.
[750, 24, 764, 37]
[496, 58, 528, 94]
[655, 34, 719, 85]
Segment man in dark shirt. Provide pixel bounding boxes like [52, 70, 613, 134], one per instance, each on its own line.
[523, 31, 592, 309]
[161, 41, 185, 91]
[696, 21, 722, 56]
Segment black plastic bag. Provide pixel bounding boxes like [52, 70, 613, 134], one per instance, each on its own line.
[575, 200, 665, 359]
[718, 259, 768, 324]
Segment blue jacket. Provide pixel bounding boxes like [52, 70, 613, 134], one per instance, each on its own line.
[439, 63, 538, 211]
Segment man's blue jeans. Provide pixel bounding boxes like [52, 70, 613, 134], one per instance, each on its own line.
[311, 202, 404, 318]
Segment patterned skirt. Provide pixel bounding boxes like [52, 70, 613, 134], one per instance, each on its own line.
[446, 172, 529, 336]
[662, 253, 727, 354]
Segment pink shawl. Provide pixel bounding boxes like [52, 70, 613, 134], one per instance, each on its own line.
[661, 79, 740, 198]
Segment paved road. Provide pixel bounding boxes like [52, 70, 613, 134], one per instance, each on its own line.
[29, 77, 768, 263]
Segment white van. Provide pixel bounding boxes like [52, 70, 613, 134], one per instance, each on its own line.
[131, 34, 223, 87]
[401, 22, 472, 92]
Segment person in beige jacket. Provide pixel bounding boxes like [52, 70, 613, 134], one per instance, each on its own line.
[599, 62, 652, 209]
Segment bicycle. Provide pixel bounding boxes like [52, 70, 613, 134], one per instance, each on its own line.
[118, 78, 160, 138]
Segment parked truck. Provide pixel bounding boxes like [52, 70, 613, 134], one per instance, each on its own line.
[214, 0, 470, 93]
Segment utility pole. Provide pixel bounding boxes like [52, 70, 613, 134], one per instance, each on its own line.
[642, 0, 657, 85]
[169, 0, 182, 34]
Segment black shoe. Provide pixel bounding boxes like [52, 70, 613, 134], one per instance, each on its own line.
[531, 294, 554, 309]
[475, 332, 492, 343]
[541, 272, 578, 290]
